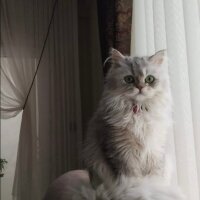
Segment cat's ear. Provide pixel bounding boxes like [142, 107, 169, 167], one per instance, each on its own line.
[110, 48, 125, 63]
[103, 48, 125, 74]
[149, 49, 167, 65]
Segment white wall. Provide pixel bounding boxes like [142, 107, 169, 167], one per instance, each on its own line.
[1, 112, 22, 200]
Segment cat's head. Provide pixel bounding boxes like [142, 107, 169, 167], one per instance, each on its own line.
[104, 48, 169, 102]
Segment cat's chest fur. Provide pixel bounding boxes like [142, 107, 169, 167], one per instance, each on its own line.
[104, 107, 168, 177]
[129, 111, 167, 176]
[130, 109, 167, 150]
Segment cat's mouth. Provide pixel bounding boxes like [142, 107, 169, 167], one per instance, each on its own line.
[134, 92, 147, 101]
[136, 89, 145, 96]
[127, 89, 147, 101]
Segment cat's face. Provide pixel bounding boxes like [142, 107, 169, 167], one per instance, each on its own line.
[105, 49, 169, 102]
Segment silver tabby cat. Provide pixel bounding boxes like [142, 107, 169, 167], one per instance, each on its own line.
[83, 49, 185, 200]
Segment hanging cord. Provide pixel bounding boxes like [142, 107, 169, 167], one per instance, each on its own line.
[23, 0, 58, 110]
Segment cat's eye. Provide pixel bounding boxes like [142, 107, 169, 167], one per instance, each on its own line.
[124, 75, 134, 84]
[145, 75, 155, 84]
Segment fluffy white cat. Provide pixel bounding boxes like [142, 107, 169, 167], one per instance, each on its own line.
[80, 49, 185, 200]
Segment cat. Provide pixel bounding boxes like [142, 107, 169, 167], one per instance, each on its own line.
[82, 49, 185, 200]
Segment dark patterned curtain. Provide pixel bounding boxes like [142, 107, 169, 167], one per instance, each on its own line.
[97, 0, 133, 75]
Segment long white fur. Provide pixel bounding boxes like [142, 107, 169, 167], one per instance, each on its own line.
[72, 178, 185, 200]
[80, 50, 186, 200]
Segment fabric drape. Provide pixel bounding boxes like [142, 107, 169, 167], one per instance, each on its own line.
[78, 0, 103, 136]
[1, 1, 54, 199]
[97, 0, 133, 75]
[1, 0, 103, 199]
[131, 1, 200, 199]
[0, 0, 51, 118]
[13, 1, 83, 198]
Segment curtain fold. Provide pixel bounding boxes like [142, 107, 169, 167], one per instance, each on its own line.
[1, 2, 33, 118]
[0, 0, 54, 119]
[97, 0, 133, 75]
[131, 1, 200, 199]
[78, 0, 103, 136]
[1, 0, 103, 199]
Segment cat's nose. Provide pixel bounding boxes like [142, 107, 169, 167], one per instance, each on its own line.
[136, 85, 144, 91]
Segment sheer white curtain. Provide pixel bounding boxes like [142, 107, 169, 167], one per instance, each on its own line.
[1, 0, 102, 199]
[1, 0, 55, 118]
[1, 0, 40, 119]
[131, 0, 200, 200]
[1, 0, 57, 199]
[12, 1, 83, 198]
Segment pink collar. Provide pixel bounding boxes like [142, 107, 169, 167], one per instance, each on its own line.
[132, 104, 148, 114]
[133, 104, 141, 114]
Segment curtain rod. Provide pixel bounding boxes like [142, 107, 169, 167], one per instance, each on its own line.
[23, 0, 59, 110]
